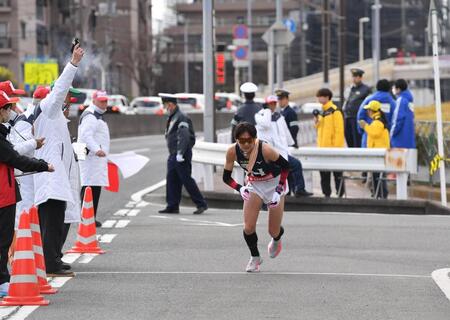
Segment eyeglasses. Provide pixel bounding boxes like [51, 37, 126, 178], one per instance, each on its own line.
[237, 137, 254, 145]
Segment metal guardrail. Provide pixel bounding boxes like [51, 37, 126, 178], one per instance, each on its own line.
[192, 141, 418, 200]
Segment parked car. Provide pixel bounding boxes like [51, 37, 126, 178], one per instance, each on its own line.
[175, 93, 205, 113]
[107, 95, 131, 114]
[130, 96, 164, 115]
[300, 102, 322, 114]
[215, 92, 242, 112]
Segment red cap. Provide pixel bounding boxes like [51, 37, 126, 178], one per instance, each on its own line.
[33, 86, 50, 100]
[70, 97, 78, 103]
[0, 81, 26, 96]
[0, 90, 19, 109]
[93, 90, 108, 102]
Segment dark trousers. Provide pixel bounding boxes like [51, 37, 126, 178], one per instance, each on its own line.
[58, 222, 71, 261]
[0, 205, 15, 284]
[166, 150, 207, 209]
[372, 172, 388, 199]
[320, 171, 345, 197]
[81, 186, 102, 219]
[287, 155, 306, 192]
[345, 117, 362, 148]
[38, 199, 66, 273]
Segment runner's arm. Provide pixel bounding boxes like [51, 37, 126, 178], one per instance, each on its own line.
[222, 145, 242, 191]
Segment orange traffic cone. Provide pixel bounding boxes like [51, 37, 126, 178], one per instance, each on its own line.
[0, 211, 49, 306]
[29, 206, 57, 294]
[67, 187, 105, 254]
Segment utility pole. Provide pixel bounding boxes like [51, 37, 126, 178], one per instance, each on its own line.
[300, 0, 307, 77]
[184, 20, 189, 93]
[372, 0, 381, 84]
[247, 0, 253, 82]
[339, 0, 346, 108]
[203, 0, 215, 143]
[322, 0, 330, 85]
[275, 0, 283, 89]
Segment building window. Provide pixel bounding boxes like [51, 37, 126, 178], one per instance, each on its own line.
[21, 21, 26, 39]
[36, 0, 44, 21]
[0, 0, 10, 7]
[0, 22, 8, 48]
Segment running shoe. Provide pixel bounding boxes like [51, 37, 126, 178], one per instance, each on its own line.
[246, 256, 262, 273]
[268, 239, 282, 258]
[0, 282, 9, 297]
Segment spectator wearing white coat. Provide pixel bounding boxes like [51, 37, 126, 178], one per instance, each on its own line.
[8, 86, 48, 229]
[255, 96, 312, 197]
[77, 90, 110, 228]
[33, 45, 84, 277]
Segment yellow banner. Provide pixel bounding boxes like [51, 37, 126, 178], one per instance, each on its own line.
[24, 61, 59, 86]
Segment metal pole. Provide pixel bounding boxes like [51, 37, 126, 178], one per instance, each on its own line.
[268, 32, 274, 93]
[322, 0, 330, 85]
[339, 0, 346, 108]
[234, 66, 239, 95]
[431, 8, 448, 206]
[247, 0, 253, 82]
[359, 19, 364, 62]
[300, 0, 307, 77]
[184, 21, 189, 93]
[372, 0, 381, 84]
[203, 0, 215, 143]
[275, 0, 283, 89]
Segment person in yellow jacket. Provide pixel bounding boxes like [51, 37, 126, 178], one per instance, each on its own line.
[358, 100, 390, 198]
[315, 88, 345, 197]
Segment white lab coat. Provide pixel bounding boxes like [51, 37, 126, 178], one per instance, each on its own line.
[77, 105, 110, 187]
[9, 118, 36, 228]
[33, 62, 80, 223]
[255, 108, 294, 159]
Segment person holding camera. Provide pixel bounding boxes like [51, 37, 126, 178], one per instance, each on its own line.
[33, 43, 84, 277]
[314, 88, 345, 198]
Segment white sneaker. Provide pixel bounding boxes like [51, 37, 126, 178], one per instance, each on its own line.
[268, 239, 282, 258]
[0, 282, 9, 297]
[246, 256, 262, 272]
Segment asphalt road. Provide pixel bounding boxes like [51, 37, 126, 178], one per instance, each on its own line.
[3, 135, 450, 320]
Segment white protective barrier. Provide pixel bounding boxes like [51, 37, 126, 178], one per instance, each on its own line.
[192, 141, 418, 200]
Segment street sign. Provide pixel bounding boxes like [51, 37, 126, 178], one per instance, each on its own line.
[283, 18, 297, 33]
[232, 24, 248, 39]
[233, 60, 249, 68]
[233, 46, 248, 60]
[232, 39, 249, 46]
[262, 21, 295, 47]
[24, 60, 59, 87]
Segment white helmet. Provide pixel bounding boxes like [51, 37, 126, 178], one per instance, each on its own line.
[239, 82, 258, 93]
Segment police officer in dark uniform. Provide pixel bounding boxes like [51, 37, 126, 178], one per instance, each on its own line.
[342, 68, 371, 147]
[230, 82, 262, 142]
[158, 93, 208, 215]
[276, 89, 312, 197]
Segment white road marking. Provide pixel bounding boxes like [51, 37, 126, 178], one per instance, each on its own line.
[6, 306, 39, 320]
[131, 179, 166, 203]
[150, 215, 241, 227]
[127, 209, 140, 216]
[101, 220, 117, 228]
[48, 276, 73, 288]
[0, 306, 19, 319]
[136, 201, 149, 208]
[113, 209, 129, 216]
[62, 253, 81, 264]
[432, 268, 450, 301]
[125, 201, 137, 208]
[148, 215, 171, 219]
[129, 148, 150, 153]
[78, 254, 98, 264]
[99, 234, 117, 243]
[115, 220, 130, 228]
[74, 271, 430, 278]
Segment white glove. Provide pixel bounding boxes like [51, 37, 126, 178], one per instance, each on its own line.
[269, 185, 283, 208]
[176, 154, 185, 162]
[239, 186, 252, 201]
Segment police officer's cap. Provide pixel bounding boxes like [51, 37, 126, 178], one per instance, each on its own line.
[350, 68, 365, 77]
[158, 93, 177, 104]
[275, 89, 290, 98]
[239, 82, 258, 93]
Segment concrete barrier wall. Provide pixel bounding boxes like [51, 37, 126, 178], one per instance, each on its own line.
[68, 112, 234, 139]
